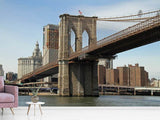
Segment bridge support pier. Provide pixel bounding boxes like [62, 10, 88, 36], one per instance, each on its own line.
[69, 61, 99, 96]
[58, 60, 70, 96]
[117, 87, 120, 95]
[134, 89, 136, 95]
[151, 90, 154, 96]
[58, 60, 99, 97]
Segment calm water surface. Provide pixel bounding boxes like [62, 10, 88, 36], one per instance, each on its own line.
[19, 95, 160, 106]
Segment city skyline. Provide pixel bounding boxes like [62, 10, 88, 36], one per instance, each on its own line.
[0, 0, 160, 79]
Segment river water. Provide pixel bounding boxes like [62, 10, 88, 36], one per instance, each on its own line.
[19, 95, 160, 106]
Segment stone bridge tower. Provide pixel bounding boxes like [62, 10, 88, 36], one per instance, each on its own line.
[58, 14, 99, 96]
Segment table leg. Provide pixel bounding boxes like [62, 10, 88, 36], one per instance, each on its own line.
[10, 108, 14, 115]
[39, 105, 43, 115]
[34, 104, 35, 116]
[27, 105, 31, 115]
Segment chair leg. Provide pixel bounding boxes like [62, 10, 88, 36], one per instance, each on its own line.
[1, 108, 3, 114]
[10, 108, 14, 115]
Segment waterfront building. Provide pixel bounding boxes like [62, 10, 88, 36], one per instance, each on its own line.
[98, 58, 113, 84]
[42, 24, 59, 86]
[6, 72, 17, 81]
[0, 64, 4, 76]
[18, 42, 42, 79]
[117, 66, 129, 86]
[105, 64, 149, 87]
[98, 59, 106, 84]
[106, 69, 111, 84]
[106, 69, 119, 85]
[128, 64, 148, 87]
[150, 79, 160, 87]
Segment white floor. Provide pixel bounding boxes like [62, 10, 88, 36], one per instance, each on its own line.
[1, 107, 160, 120]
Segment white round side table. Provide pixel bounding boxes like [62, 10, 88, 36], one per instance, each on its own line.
[26, 102, 45, 115]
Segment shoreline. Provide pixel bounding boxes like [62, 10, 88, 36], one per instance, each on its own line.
[19, 92, 160, 96]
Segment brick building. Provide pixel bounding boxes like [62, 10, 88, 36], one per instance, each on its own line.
[101, 64, 149, 87]
[98, 58, 114, 84]
[98, 59, 106, 84]
[127, 64, 148, 87]
[117, 66, 129, 86]
[98, 65, 106, 84]
[106, 69, 119, 85]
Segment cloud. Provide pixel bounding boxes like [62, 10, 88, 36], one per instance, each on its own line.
[78, 0, 160, 17]
[72, 0, 160, 31]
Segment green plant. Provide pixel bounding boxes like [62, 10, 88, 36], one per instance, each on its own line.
[4, 80, 12, 84]
[30, 85, 42, 96]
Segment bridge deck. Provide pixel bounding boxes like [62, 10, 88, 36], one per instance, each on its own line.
[69, 16, 160, 60]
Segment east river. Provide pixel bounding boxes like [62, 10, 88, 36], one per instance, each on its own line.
[19, 95, 160, 106]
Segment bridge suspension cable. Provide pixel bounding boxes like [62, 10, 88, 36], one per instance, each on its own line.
[98, 9, 160, 22]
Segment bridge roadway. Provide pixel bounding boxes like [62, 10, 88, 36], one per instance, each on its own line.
[20, 16, 160, 83]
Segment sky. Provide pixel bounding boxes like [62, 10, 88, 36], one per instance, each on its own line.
[0, 0, 160, 79]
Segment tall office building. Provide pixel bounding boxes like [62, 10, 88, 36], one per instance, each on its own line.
[43, 24, 59, 85]
[0, 64, 4, 76]
[18, 42, 42, 79]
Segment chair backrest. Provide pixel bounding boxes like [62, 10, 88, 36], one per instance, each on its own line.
[0, 76, 4, 92]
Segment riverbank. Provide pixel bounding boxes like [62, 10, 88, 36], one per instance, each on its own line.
[19, 91, 160, 96]
[19, 92, 58, 96]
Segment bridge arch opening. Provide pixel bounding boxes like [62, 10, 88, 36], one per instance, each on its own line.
[70, 28, 76, 53]
[82, 30, 89, 48]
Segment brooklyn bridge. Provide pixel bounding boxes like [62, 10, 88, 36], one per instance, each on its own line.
[19, 10, 160, 96]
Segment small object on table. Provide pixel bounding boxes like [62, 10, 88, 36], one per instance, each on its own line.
[26, 102, 45, 115]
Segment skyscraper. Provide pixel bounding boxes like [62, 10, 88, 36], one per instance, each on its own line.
[43, 24, 59, 85]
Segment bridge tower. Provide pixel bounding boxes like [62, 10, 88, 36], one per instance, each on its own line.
[58, 14, 98, 96]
